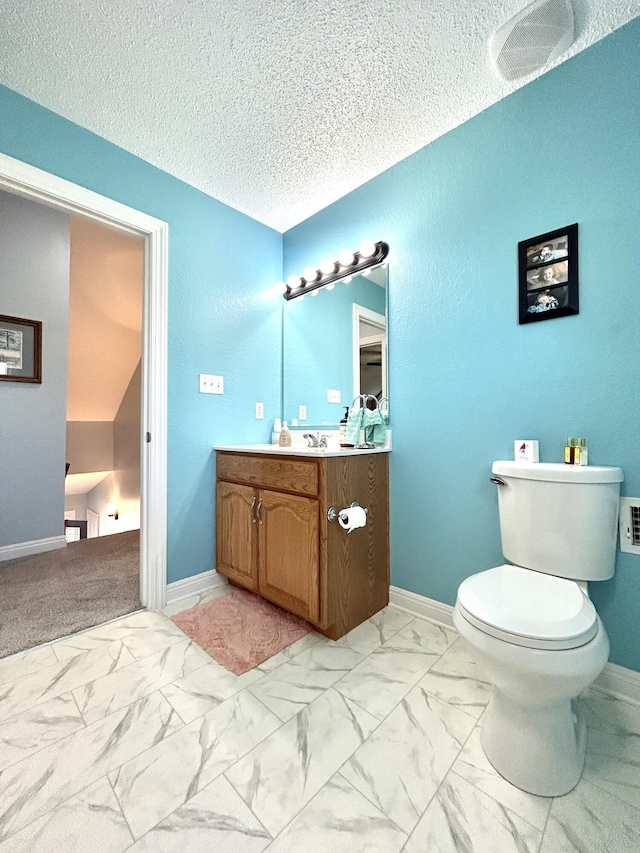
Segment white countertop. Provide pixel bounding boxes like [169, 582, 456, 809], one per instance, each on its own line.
[214, 443, 391, 457]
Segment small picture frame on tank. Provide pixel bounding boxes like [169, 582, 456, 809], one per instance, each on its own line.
[518, 224, 579, 324]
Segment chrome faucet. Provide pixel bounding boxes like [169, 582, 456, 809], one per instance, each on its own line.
[303, 432, 329, 449]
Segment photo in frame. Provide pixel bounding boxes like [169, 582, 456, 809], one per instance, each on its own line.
[518, 224, 578, 324]
[0, 314, 42, 382]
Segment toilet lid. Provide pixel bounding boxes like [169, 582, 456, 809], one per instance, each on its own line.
[457, 564, 598, 650]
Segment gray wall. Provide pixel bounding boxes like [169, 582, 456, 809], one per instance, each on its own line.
[86, 361, 141, 534]
[113, 360, 141, 518]
[0, 191, 70, 547]
[66, 421, 114, 474]
[64, 494, 87, 519]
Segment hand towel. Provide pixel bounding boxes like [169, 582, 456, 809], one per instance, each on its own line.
[363, 407, 386, 444]
[345, 406, 364, 446]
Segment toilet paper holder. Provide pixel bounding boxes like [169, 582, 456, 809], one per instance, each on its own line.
[327, 502, 368, 523]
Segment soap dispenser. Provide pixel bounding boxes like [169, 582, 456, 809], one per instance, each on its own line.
[279, 420, 292, 447]
[339, 407, 349, 446]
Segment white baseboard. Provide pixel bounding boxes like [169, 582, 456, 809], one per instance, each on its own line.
[166, 569, 227, 605]
[0, 535, 66, 562]
[390, 585, 455, 629]
[389, 585, 640, 707]
[590, 661, 640, 706]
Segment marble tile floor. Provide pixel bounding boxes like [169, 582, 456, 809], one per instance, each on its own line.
[0, 588, 639, 852]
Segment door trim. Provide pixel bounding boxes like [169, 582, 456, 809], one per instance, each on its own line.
[0, 152, 168, 609]
[86, 508, 99, 539]
[352, 304, 387, 401]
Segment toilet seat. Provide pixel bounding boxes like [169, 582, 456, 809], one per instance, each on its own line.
[456, 564, 598, 651]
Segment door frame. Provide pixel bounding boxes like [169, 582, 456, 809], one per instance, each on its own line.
[352, 304, 387, 401]
[86, 508, 100, 539]
[0, 152, 168, 609]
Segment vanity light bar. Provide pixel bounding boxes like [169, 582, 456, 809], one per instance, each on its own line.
[278, 240, 389, 301]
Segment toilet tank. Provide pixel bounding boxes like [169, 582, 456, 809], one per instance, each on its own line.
[492, 461, 624, 581]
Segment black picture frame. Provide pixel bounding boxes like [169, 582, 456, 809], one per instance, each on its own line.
[0, 314, 42, 382]
[518, 224, 579, 324]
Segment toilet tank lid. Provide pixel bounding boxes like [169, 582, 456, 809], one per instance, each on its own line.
[493, 461, 623, 484]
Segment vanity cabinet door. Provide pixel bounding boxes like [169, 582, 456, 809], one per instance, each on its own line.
[257, 489, 319, 623]
[216, 481, 259, 592]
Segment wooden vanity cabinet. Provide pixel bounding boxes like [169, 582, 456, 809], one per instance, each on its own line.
[215, 450, 389, 640]
[215, 481, 259, 593]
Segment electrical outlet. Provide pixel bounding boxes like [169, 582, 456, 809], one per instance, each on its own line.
[327, 389, 341, 404]
[299, 404, 307, 421]
[255, 402, 264, 419]
[199, 374, 224, 394]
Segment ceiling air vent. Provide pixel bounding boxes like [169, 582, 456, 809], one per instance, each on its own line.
[619, 498, 640, 555]
[490, 0, 575, 81]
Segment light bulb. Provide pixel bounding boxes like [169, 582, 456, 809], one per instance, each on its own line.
[343, 276, 353, 284]
[338, 249, 355, 266]
[362, 269, 372, 277]
[325, 282, 335, 290]
[311, 290, 319, 297]
[274, 281, 287, 294]
[288, 274, 301, 288]
[303, 266, 318, 283]
[359, 239, 376, 258]
[319, 258, 336, 275]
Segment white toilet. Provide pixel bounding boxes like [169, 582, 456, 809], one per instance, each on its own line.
[453, 460, 623, 797]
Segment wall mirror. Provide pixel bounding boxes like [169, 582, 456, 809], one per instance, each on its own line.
[282, 265, 388, 426]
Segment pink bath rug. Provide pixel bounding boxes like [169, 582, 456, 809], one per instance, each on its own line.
[172, 589, 313, 675]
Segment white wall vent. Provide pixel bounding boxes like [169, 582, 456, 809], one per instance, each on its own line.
[490, 0, 575, 81]
[619, 498, 640, 555]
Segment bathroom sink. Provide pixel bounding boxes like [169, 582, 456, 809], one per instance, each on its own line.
[213, 442, 391, 457]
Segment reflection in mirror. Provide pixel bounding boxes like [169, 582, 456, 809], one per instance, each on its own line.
[283, 266, 388, 425]
[354, 304, 387, 402]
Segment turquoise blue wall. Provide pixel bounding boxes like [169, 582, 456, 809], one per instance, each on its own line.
[0, 85, 282, 583]
[283, 275, 386, 423]
[283, 19, 640, 672]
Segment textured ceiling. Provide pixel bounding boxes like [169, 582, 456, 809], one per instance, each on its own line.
[1, 1, 638, 231]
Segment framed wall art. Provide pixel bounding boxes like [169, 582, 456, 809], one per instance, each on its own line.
[518, 223, 579, 324]
[0, 314, 42, 383]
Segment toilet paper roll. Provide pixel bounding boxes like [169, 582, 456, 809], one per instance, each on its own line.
[338, 505, 367, 533]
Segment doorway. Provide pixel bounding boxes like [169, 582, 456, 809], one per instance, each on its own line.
[0, 152, 168, 611]
[353, 304, 387, 401]
[65, 216, 144, 542]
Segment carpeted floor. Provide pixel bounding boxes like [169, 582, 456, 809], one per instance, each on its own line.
[0, 529, 141, 659]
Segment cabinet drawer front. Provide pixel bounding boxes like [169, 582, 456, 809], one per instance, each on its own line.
[216, 453, 318, 496]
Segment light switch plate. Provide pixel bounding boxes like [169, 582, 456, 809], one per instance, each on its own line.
[299, 404, 307, 421]
[199, 374, 224, 394]
[327, 389, 341, 404]
[255, 402, 264, 419]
